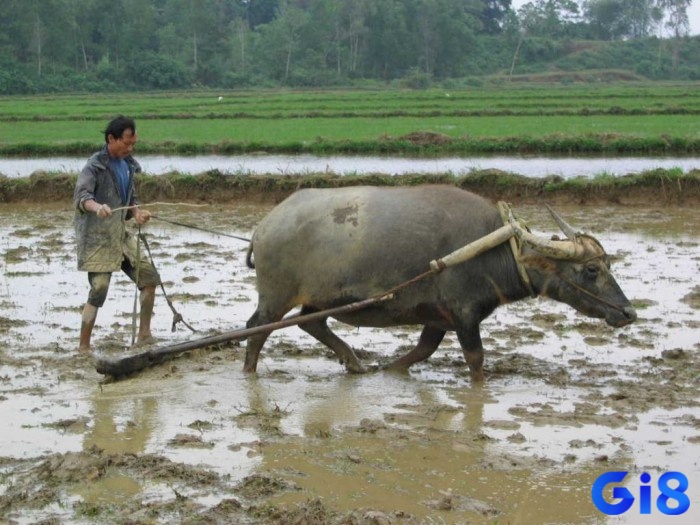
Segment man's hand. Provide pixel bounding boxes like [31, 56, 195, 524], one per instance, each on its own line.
[133, 208, 151, 225]
[96, 203, 112, 218]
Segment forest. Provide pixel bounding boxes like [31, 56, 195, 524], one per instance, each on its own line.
[0, 0, 697, 94]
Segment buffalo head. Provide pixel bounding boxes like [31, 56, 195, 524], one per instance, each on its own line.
[517, 207, 637, 328]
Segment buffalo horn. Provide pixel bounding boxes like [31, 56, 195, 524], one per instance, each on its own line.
[514, 225, 587, 260]
[545, 204, 578, 240]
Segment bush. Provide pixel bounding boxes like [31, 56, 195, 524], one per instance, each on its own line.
[284, 68, 344, 87]
[33, 69, 121, 93]
[0, 66, 36, 94]
[221, 71, 258, 88]
[125, 53, 192, 89]
[401, 68, 432, 89]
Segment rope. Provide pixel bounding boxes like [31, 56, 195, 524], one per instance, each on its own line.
[558, 267, 629, 314]
[119, 201, 243, 339]
[365, 269, 436, 303]
[110, 203, 251, 242]
[498, 202, 536, 298]
[131, 225, 142, 346]
[151, 215, 251, 242]
[110, 202, 208, 213]
[138, 232, 197, 333]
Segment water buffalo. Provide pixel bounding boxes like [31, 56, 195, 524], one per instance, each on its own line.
[244, 185, 636, 380]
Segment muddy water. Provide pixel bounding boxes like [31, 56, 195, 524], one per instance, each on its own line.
[1, 154, 699, 179]
[0, 201, 698, 524]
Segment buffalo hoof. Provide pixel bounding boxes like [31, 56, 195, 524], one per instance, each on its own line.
[345, 362, 366, 374]
[469, 369, 486, 383]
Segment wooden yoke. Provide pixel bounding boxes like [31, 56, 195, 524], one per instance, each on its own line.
[429, 224, 516, 272]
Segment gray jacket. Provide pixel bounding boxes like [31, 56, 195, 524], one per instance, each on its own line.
[74, 146, 142, 272]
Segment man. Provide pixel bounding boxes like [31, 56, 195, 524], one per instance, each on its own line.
[73, 115, 159, 352]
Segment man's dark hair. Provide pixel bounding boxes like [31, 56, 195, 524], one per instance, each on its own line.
[104, 115, 136, 143]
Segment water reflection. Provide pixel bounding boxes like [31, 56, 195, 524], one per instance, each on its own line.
[256, 376, 637, 524]
[74, 389, 158, 504]
[83, 393, 157, 455]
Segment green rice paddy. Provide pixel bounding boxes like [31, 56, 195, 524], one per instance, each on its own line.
[1, 84, 698, 155]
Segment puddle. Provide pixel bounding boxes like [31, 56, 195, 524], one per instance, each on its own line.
[0, 201, 698, 524]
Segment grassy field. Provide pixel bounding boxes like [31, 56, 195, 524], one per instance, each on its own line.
[1, 84, 699, 155]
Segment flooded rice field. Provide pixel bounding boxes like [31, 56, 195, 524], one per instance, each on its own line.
[0, 200, 698, 524]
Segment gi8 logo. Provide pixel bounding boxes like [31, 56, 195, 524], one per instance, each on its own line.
[591, 471, 690, 516]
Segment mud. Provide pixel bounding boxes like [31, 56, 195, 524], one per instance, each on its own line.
[0, 199, 698, 524]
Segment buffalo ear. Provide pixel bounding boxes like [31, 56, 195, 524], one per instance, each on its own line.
[545, 204, 578, 240]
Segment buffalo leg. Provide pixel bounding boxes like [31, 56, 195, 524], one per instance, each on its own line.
[298, 309, 365, 373]
[386, 326, 445, 371]
[243, 332, 271, 373]
[244, 306, 284, 373]
[457, 326, 485, 382]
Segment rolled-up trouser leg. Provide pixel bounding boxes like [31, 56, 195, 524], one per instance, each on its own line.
[80, 272, 112, 352]
[87, 272, 112, 307]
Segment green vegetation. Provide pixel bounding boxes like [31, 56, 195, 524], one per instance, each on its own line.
[0, 1, 697, 95]
[2, 85, 700, 121]
[1, 86, 699, 156]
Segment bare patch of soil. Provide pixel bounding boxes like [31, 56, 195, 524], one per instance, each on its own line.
[397, 131, 453, 146]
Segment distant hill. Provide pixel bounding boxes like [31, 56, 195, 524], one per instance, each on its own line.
[489, 36, 700, 84]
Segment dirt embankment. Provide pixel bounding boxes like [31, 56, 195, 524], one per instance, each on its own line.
[1, 168, 699, 207]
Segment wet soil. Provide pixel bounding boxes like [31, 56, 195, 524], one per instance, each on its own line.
[0, 198, 698, 524]
[1, 169, 699, 208]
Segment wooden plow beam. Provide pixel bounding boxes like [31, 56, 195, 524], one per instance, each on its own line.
[94, 293, 394, 378]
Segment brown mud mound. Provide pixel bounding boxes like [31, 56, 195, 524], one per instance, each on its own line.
[0, 447, 225, 518]
[1, 168, 698, 207]
[397, 131, 453, 146]
[0, 448, 421, 524]
[681, 285, 700, 309]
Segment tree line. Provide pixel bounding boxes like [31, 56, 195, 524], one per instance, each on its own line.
[0, 0, 696, 94]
